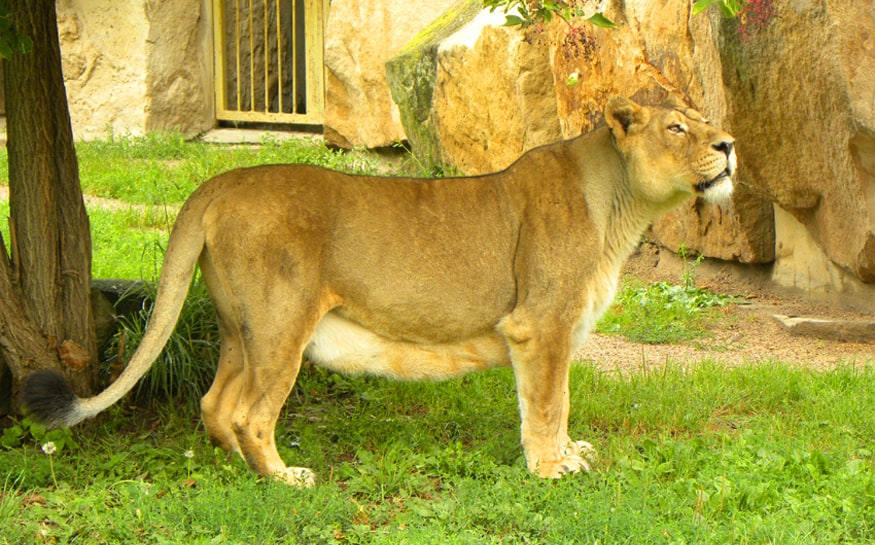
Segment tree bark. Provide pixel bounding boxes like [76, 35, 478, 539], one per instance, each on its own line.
[0, 0, 96, 407]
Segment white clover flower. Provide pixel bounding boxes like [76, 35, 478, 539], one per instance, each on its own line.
[41, 442, 57, 456]
[184, 449, 195, 459]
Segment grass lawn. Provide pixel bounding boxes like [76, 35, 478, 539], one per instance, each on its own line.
[2, 363, 874, 544]
[1, 134, 874, 544]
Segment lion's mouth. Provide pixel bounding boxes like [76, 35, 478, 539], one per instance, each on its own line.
[695, 170, 731, 194]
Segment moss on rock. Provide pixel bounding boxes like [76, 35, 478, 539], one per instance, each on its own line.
[385, 0, 482, 172]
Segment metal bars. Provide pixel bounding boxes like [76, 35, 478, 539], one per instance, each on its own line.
[213, 0, 326, 125]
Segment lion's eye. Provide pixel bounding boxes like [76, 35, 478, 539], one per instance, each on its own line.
[668, 123, 687, 135]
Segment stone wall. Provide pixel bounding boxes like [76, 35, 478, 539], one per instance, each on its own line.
[56, 0, 212, 140]
[717, 1, 875, 289]
[377, 0, 875, 310]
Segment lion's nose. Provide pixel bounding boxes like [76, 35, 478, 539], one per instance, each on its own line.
[713, 140, 734, 158]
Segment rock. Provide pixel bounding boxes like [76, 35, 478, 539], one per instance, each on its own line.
[386, 1, 561, 174]
[143, 0, 213, 134]
[323, 0, 456, 149]
[430, 11, 562, 174]
[772, 314, 875, 345]
[57, 0, 148, 139]
[57, 0, 211, 139]
[771, 206, 875, 311]
[718, 1, 875, 282]
[651, 182, 775, 264]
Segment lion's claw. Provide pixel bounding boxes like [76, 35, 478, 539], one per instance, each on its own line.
[274, 466, 316, 487]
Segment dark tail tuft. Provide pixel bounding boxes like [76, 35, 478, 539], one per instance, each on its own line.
[23, 369, 79, 428]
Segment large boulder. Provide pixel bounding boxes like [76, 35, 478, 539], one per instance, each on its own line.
[385, 1, 561, 175]
[718, 1, 875, 285]
[323, 0, 456, 149]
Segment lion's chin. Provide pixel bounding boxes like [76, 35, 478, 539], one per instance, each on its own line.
[696, 172, 733, 205]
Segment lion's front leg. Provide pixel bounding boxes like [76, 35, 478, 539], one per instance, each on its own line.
[500, 312, 595, 478]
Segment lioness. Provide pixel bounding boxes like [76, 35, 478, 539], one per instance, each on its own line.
[24, 97, 734, 486]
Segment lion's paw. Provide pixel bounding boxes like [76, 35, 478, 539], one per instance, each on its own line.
[563, 440, 598, 466]
[274, 466, 316, 487]
[532, 440, 598, 478]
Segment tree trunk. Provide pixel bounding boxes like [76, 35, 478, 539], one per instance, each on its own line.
[0, 0, 97, 409]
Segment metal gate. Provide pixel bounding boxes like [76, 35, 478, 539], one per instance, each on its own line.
[212, 0, 326, 125]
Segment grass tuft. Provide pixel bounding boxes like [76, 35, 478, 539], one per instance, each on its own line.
[597, 252, 739, 344]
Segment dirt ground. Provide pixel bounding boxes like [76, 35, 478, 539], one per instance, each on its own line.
[576, 243, 875, 373]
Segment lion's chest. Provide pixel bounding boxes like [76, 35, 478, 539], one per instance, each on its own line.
[571, 267, 621, 353]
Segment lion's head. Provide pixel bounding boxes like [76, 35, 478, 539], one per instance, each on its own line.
[605, 97, 736, 208]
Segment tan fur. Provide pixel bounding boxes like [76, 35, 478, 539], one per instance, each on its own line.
[65, 98, 736, 485]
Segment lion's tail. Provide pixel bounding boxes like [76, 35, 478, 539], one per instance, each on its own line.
[23, 188, 213, 429]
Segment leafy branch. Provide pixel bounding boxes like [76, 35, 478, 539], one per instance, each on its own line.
[692, 0, 747, 18]
[482, 1, 617, 30]
[483, 0, 752, 31]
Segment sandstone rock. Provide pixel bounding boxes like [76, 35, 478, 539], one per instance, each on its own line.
[431, 11, 562, 174]
[143, 0, 213, 135]
[57, 0, 149, 139]
[386, 1, 561, 175]
[718, 1, 875, 282]
[771, 206, 875, 311]
[772, 314, 875, 345]
[57, 0, 211, 139]
[323, 0, 456, 149]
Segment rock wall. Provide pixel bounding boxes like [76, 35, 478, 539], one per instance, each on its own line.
[718, 1, 875, 286]
[57, 0, 149, 139]
[381, 0, 875, 309]
[57, 0, 212, 140]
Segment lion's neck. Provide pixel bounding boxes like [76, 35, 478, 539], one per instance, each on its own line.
[603, 179, 661, 269]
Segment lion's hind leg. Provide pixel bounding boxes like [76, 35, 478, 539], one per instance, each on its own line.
[227, 293, 334, 488]
[200, 319, 245, 455]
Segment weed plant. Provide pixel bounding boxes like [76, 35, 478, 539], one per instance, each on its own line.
[104, 278, 220, 410]
[597, 252, 739, 344]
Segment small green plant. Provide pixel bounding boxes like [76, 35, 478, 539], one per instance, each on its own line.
[106, 278, 219, 407]
[483, 0, 617, 29]
[0, 418, 78, 452]
[597, 247, 738, 344]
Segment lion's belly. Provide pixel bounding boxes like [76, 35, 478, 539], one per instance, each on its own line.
[304, 311, 510, 380]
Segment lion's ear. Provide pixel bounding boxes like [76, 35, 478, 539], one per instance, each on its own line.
[605, 97, 649, 136]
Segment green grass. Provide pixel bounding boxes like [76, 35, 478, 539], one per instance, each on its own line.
[2, 362, 875, 543]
